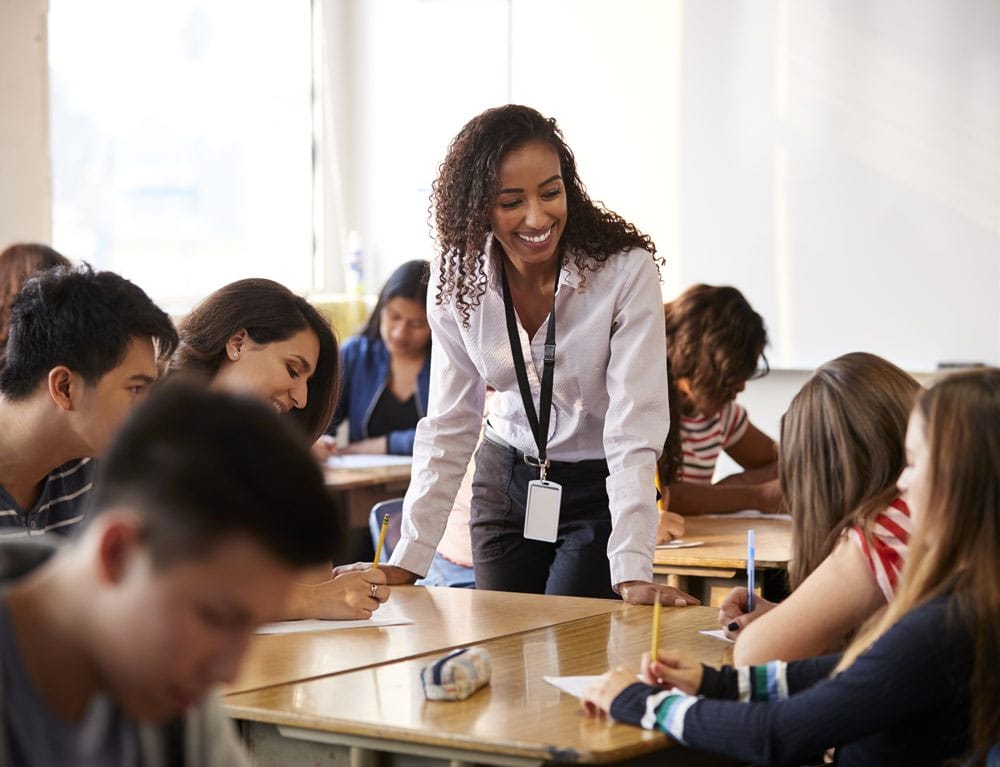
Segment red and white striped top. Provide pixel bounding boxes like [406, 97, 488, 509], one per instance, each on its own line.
[677, 401, 749, 484]
[848, 497, 912, 602]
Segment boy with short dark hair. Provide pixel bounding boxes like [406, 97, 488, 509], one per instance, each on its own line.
[0, 264, 177, 537]
[0, 385, 345, 765]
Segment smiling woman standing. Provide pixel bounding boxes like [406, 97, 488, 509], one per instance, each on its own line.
[373, 105, 695, 605]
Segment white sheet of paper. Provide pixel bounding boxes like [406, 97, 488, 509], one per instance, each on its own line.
[703, 509, 792, 521]
[543, 675, 603, 699]
[699, 629, 735, 644]
[326, 454, 413, 470]
[255, 612, 413, 635]
[655, 539, 705, 549]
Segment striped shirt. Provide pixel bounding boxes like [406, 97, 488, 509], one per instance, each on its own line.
[678, 402, 749, 484]
[847, 497, 911, 602]
[0, 459, 95, 538]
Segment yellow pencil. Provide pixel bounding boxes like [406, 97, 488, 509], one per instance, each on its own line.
[651, 595, 662, 660]
[372, 513, 390, 569]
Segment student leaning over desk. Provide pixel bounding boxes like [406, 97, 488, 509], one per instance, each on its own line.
[166, 279, 390, 620]
[0, 386, 346, 767]
[585, 367, 1000, 767]
[658, 284, 781, 528]
[0, 264, 177, 539]
[717, 353, 921, 664]
[363, 104, 695, 605]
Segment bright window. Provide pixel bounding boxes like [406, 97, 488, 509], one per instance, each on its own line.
[48, 0, 313, 314]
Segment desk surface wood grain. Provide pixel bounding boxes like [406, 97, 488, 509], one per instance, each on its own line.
[226, 604, 727, 764]
[323, 461, 413, 490]
[654, 515, 792, 570]
[228, 586, 629, 695]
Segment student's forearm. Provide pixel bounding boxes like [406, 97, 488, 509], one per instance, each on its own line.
[717, 461, 778, 486]
[668, 481, 767, 515]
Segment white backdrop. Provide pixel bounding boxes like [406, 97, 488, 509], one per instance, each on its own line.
[322, 0, 1000, 370]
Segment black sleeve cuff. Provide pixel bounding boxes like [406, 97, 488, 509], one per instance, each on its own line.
[696, 663, 740, 699]
[610, 682, 661, 728]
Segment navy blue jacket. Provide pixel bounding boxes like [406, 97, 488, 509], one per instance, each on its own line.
[329, 335, 430, 455]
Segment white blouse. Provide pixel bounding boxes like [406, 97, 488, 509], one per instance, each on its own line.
[389, 241, 669, 587]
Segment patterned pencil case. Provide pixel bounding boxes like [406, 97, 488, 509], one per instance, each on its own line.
[420, 647, 492, 701]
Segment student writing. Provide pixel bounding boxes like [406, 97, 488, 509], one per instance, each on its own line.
[660, 284, 780, 521]
[167, 278, 389, 620]
[718, 353, 920, 664]
[584, 367, 1000, 767]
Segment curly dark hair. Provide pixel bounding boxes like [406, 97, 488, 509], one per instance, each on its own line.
[658, 284, 768, 482]
[430, 104, 658, 325]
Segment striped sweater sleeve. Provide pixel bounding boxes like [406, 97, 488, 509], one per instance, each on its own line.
[608, 658, 822, 743]
[608, 599, 969, 766]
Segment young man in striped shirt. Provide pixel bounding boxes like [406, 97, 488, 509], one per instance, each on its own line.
[0, 264, 177, 538]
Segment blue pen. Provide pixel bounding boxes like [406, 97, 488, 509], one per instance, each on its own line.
[746, 528, 756, 612]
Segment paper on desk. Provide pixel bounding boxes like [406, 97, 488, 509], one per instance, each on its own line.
[699, 629, 735, 644]
[703, 509, 792, 521]
[544, 675, 603, 699]
[655, 539, 704, 549]
[326, 454, 413, 470]
[256, 612, 413, 635]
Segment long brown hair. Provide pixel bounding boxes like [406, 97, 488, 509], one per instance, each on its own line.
[781, 353, 920, 588]
[838, 368, 1000, 762]
[431, 104, 657, 326]
[0, 243, 71, 349]
[167, 279, 339, 442]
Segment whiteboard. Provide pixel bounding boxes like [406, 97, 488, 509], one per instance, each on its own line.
[514, 0, 1000, 371]
[331, 0, 1000, 370]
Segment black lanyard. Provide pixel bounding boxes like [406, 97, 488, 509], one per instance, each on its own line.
[500, 258, 559, 479]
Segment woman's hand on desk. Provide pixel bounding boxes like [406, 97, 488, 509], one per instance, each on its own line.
[333, 562, 419, 585]
[338, 436, 389, 454]
[641, 648, 703, 694]
[717, 586, 776, 639]
[582, 648, 705, 718]
[753, 478, 783, 514]
[617, 581, 700, 606]
[311, 435, 338, 462]
[581, 668, 637, 717]
[284, 568, 390, 620]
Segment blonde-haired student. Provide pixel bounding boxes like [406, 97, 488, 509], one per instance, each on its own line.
[719, 353, 921, 664]
[584, 367, 1000, 767]
[660, 285, 781, 526]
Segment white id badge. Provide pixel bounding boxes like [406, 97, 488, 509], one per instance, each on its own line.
[524, 479, 562, 542]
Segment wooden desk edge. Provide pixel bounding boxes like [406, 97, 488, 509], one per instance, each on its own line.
[230, 703, 671, 764]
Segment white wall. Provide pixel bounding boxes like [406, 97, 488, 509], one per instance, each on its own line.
[0, 0, 50, 246]
[321, 0, 1000, 370]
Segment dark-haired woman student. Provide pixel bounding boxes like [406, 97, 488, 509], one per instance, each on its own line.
[584, 368, 1000, 767]
[317, 259, 431, 456]
[364, 104, 695, 606]
[168, 278, 390, 620]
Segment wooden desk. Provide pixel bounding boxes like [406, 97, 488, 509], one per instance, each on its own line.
[323, 461, 413, 492]
[229, 586, 629, 695]
[654, 516, 792, 605]
[227, 604, 734, 766]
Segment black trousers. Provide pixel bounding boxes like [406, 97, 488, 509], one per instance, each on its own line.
[469, 435, 618, 599]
